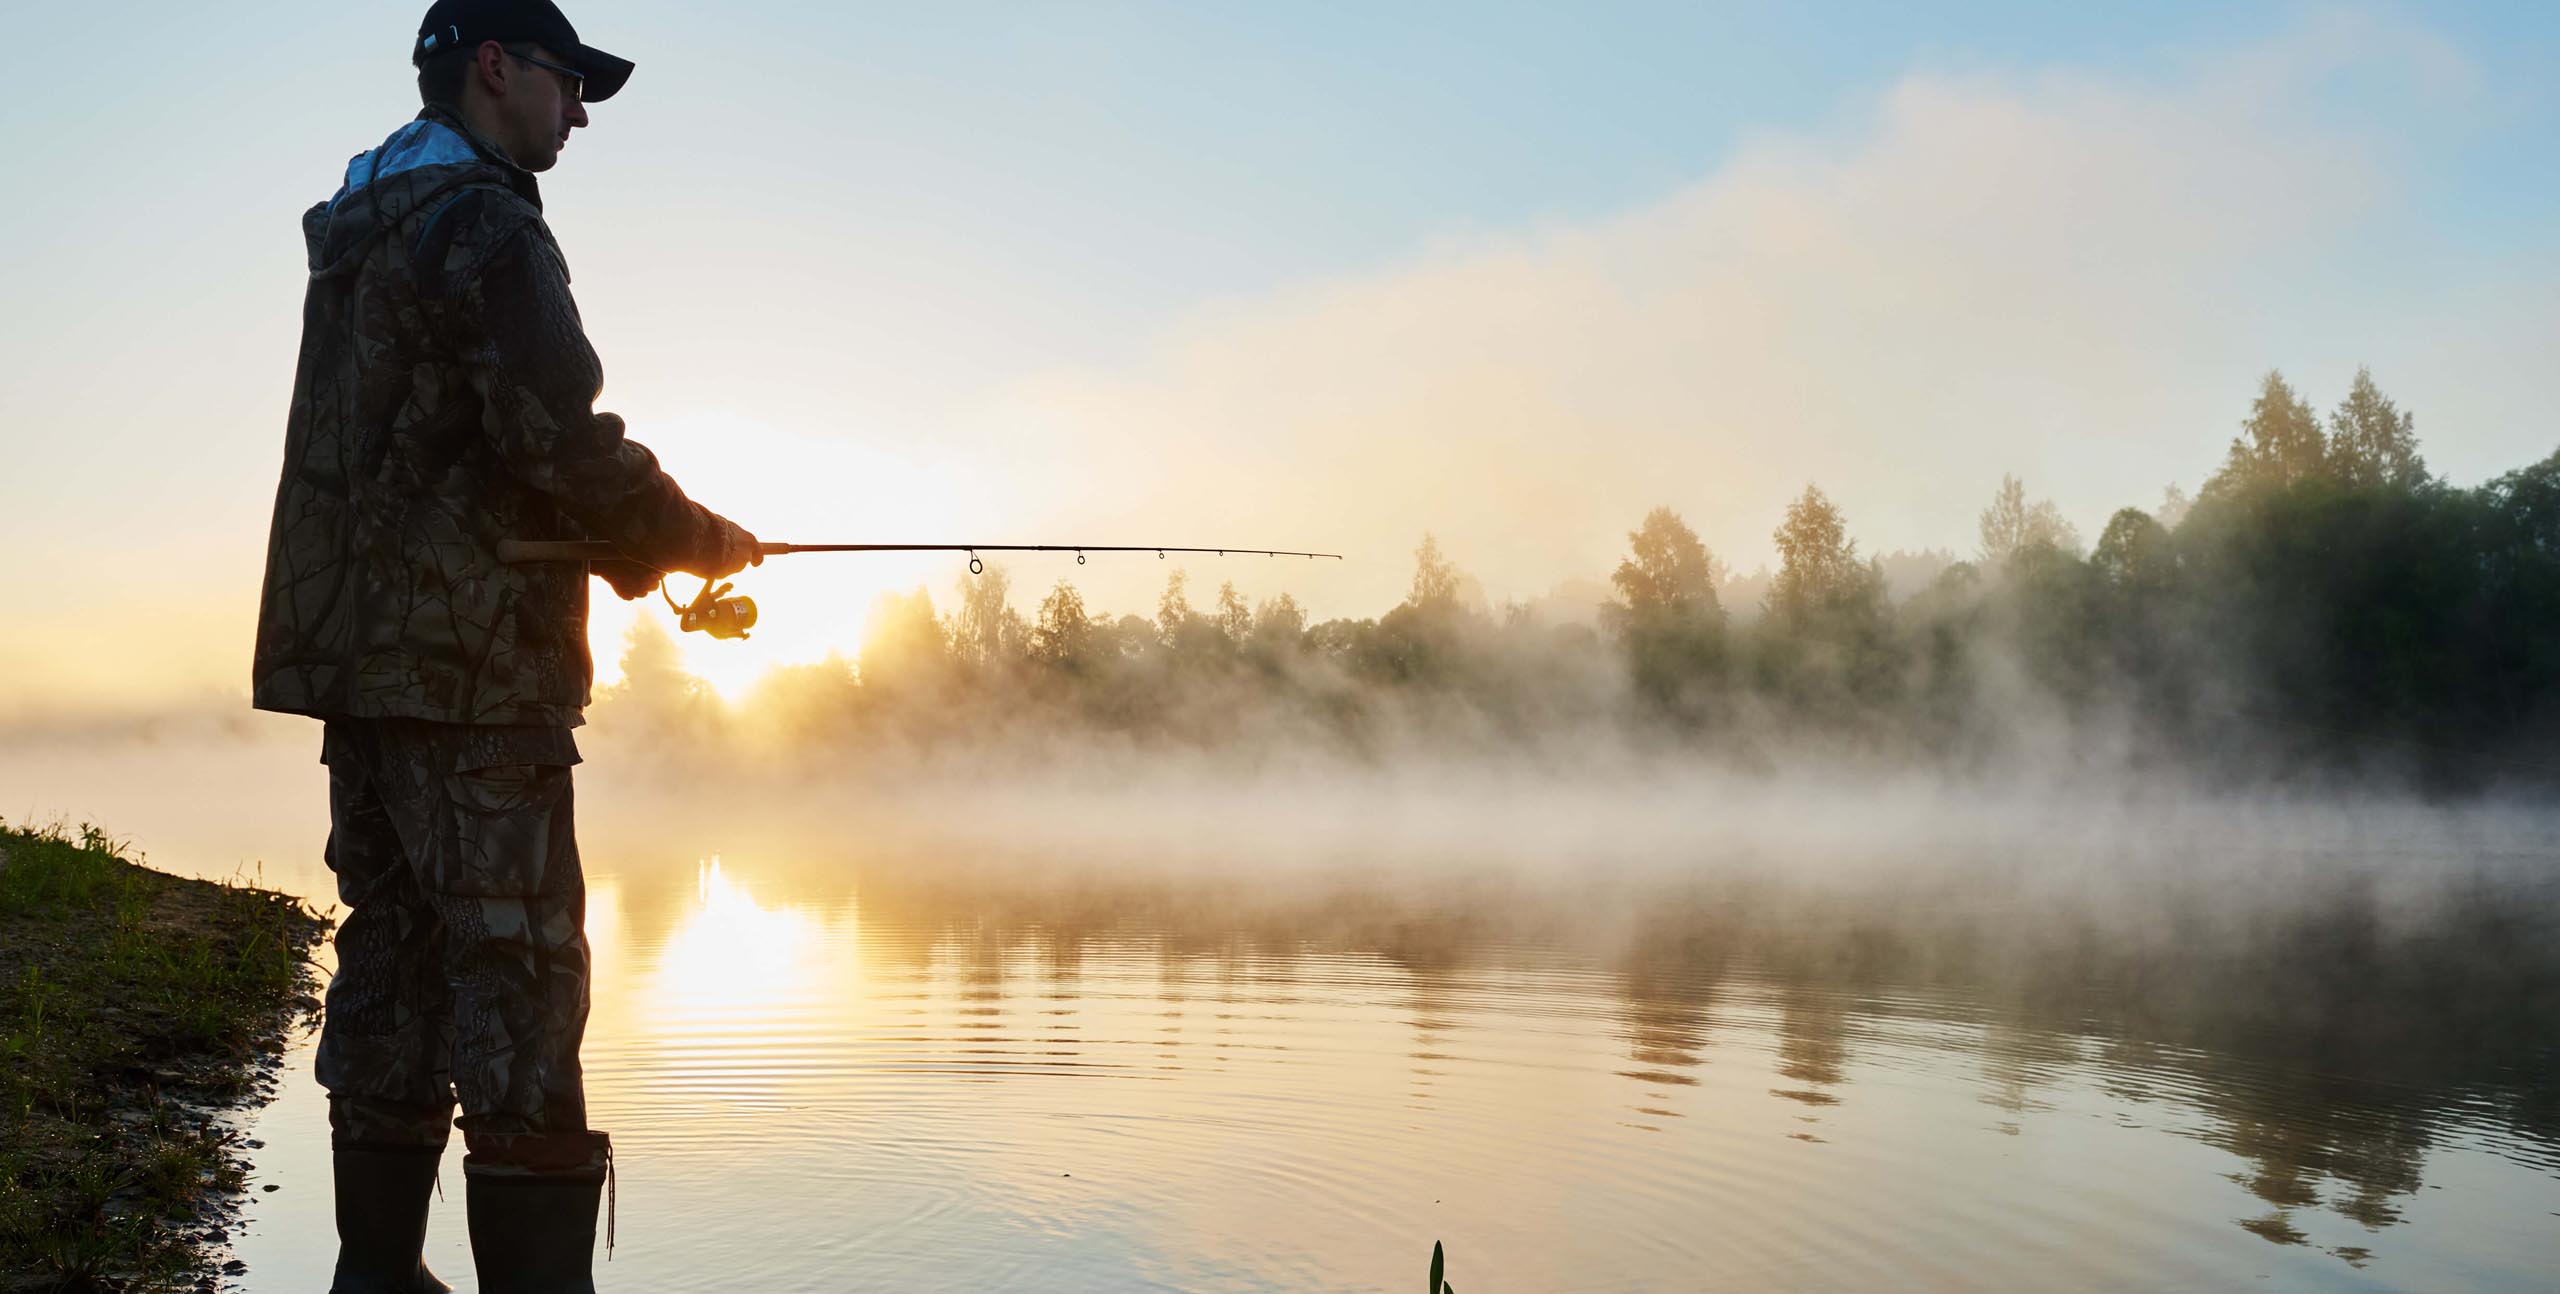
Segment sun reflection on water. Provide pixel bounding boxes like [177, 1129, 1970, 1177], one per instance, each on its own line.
[647, 857, 836, 1024]
[419, 842, 2560, 1291]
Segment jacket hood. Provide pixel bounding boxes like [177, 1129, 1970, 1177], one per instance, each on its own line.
[303, 109, 539, 279]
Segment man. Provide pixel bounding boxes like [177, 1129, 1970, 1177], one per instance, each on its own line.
[252, 2, 757, 1289]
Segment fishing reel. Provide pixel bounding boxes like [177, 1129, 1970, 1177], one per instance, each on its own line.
[664, 577, 758, 641]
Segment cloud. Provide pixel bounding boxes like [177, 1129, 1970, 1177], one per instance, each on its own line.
[961, 12, 2513, 621]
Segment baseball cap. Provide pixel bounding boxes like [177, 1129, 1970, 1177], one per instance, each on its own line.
[413, 0, 634, 103]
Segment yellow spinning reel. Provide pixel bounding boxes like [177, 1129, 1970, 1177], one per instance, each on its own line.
[666, 577, 758, 641]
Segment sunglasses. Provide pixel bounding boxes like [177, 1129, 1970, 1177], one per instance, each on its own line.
[508, 49, 586, 102]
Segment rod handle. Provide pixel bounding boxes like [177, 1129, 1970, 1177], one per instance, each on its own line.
[497, 540, 621, 563]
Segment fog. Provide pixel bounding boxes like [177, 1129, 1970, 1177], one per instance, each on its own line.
[8, 679, 2551, 942]
[6, 365, 2553, 1007]
[14, 625, 2558, 1176]
[61, 703, 2540, 1290]
[567, 370, 2560, 810]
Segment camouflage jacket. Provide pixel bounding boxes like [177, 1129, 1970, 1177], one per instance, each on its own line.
[254, 108, 727, 726]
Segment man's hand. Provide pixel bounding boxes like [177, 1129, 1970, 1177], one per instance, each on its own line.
[683, 516, 764, 581]
[592, 559, 663, 601]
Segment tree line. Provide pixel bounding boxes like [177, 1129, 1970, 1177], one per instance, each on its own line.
[611, 369, 2560, 785]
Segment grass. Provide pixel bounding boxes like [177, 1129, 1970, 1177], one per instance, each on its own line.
[0, 821, 327, 1293]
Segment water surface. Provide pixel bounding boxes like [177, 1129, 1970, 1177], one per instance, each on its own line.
[7, 737, 2557, 1290]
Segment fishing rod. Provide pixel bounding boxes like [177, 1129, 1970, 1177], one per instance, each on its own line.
[497, 539, 1344, 641]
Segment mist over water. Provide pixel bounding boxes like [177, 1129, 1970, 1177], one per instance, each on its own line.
[6, 716, 2557, 1290]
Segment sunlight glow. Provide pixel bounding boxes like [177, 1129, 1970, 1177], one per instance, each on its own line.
[648, 857, 829, 1021]
[606, 408, 985, 701]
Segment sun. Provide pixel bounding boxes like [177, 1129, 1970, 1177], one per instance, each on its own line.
[582, 408, 981, 703]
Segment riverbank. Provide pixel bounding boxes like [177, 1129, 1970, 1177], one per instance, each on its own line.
[0, 822, 326, 1293]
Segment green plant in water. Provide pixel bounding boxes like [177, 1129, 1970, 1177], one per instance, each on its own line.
[1430, 1239, 1455, 1293]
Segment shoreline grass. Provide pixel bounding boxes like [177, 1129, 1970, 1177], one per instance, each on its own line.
[0, 821, 327, 1293]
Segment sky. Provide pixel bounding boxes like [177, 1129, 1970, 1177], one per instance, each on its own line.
[2, 1, 2556, 713]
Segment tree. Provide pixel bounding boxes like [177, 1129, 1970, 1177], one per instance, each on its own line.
[1106, 614, 1154, 659]
[858, 586, 950, 692]
[1154, 568, 1229, 659]
[1252, 593, 1307, 650]
[2207, 370, 2327, 496]
[1156, 569, 1194, 645]
[1410, 533, 1463, 609]
[1028, 579, 1095, 667]
[2091, 508, 2173, 591]
[1215, 580, 1253, 644]
[948, 562, 1024, 672]
[1603, 507, 1724, 629]
[1303, 616, 1375, 664]
[2327, 366, 2426, 489]
[1759, 485, 1894, 719]
[1977, 474, 2082, 568]
[602, 615, 715, 733]
[1769, 485, 1866, 626]
[1873, 549, 1958, 603]
[1603, 507, 1727, 716]
[614, 613, 694, 703]
[2157, 483, 2193, 531]
[1371, 535, 1479, 684]
[2479, 450, 2560, 747]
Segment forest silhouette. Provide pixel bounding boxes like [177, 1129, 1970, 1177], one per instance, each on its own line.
[609, 369, 2560, 787]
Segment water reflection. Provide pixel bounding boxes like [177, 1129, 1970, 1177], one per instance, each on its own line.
[155, 824, 2552, 1290]
[552, 847, 2560, 1288]
[33, 735, 2548, 1286]
[1771, 982, 1851, 1114]
[651, 858, 827, 1021]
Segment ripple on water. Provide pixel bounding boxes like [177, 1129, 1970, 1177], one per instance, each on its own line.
[233, 862, 2560, 1293]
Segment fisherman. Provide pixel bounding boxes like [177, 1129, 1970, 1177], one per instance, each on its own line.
[250, 2, 759, 1288]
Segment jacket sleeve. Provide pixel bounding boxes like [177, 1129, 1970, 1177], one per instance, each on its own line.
[437, 197, 726, 575]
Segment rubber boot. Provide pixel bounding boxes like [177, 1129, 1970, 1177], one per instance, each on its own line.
[465, 1131, 612, 1294]
[328, 1143, 454, 1293]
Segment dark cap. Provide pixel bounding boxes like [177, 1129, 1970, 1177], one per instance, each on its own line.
[413, 0, 634, 103]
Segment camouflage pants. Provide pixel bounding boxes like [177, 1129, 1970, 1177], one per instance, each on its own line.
[315, 719, 595, 1169]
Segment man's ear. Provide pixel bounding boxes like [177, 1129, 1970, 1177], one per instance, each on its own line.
[472, 39, 511, 98]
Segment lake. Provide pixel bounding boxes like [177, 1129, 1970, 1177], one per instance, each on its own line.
[8, 731, 2558, 1290]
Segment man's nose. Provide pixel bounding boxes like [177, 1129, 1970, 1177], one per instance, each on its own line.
[567, 100, 590, 130]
